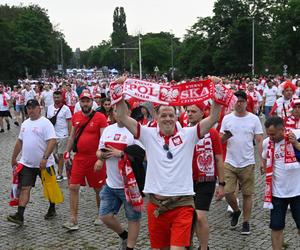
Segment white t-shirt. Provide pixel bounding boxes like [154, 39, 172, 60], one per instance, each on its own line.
[137, 124, 201, 196]
[74, 101, 99, 113]
[263, 86, 278, 106]
[262, 130, 300, 198]
[18, 117, 56, 168]
[99, 123, 136, 188]
[0, 93, 10, 111]
[47, 104, 72, 138]
[220, 112, 263, 168]
[22, 89, 37, 103]
[41, 90, 54, 107]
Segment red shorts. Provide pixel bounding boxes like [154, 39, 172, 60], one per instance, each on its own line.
[70, 156, 106, 189]
[147, 202, 194, 248]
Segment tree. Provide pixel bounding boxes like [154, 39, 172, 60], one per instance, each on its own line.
[111, 7, 128, 47]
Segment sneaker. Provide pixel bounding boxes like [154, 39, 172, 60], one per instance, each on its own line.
[7, 213, 24, 226]
[231, 210, 241, 228]
[0, 129, 4, 133]
[241, 222, 250, 235]
[118, 238, 127, 250]
[44, 208, 57, 220]
[63, 221, 79, 231]
[94, 217, 103, 226]
[56, 175, 64, 182]
[7, 123, 10, 130]
[14, 121, 19, 126]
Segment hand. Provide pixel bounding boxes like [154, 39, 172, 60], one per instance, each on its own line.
[210, 76, 222, 85]
[215, 185, 225, 201]
[260, 164, 266, 175]
[94, 159, 104, 172]
[105, 145, 123, 158]
[39, 159, 47, 169]
[11, 158, 18, 168]
[288, 131, 297, 145]
[63, 151, 71, 164]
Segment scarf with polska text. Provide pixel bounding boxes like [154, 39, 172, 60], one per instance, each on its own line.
[110, 78, 234, 107]
[118, 154, 144, 212]
[264, 136, 300, 209]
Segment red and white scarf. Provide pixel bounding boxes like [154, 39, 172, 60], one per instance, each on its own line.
[110, 78, 234, 107]
[264, 136, 299, 209]
[9, 163, 24, 206]
[285, 115, 300, 130]
[193, 132, 216, 182]
[1, 93, 8, 107]
[118, 154, 144, 211]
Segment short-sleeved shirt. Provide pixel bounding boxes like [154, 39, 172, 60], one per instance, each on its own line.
[0, 93, 10, 111]
[220, 112, 263, 168]
[72, 111, 107, 158]
[47, 104, 72, 138]
[136, 123, 201, 196]
[19, 117, 56, 168]
[263, 86, 278, 106]
[99, 123, 136, 189]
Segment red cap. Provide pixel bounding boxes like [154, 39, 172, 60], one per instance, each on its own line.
[79, 92, 93, 99]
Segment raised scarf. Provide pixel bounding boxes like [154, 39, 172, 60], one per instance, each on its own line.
[118, 154, 144, 212]
[264, 136, 299, 209]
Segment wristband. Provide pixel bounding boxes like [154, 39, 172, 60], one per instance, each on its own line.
[63, 151, 70, 160]
[218, 181, 226, 187]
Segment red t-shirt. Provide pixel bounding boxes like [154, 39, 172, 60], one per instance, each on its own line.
[192, 128, 222, 180]
[72, 111, 107, 158]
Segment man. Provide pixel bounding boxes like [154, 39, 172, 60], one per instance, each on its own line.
[246, 81, 262, 115]
[22, 83, 37, 104]
[47, 90, 72, 181]
[0, 84, 11, 132]
[262, 117, 300, 250]
[262, 80, 278, 119]
[285, 99, 300, 129]
[41, 83, 54, 115]
[96, 103, 141, 250]
[115, 77, 222, 250]
[63, 92, 107, 231]
[7, 99, 57, 225]
[269, 81, 296, 119]
[220, 90, 263, 234]
[65, 83, 78, 114]
[186, 103, 225, 250]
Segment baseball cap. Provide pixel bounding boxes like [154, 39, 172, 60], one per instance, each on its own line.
[25, 99, 40, 108]
[79, 92, 93, 99]
[234, 90, 247, 101]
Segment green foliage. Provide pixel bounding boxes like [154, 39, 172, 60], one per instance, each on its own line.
[111, 7, 128, 47]
[0, 4, 73, 80]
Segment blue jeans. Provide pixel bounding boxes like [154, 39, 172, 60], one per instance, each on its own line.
[264, 106, 273, 120]
[270, 195, 300, 230]
[99, 184, 141, 221]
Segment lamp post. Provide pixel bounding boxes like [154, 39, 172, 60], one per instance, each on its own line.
[170, 30, 174, 80]
[112, 33, 142, 79]
[252, 16, 255, 77]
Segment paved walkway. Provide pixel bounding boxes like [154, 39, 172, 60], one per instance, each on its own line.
[0, 119, 299, 249]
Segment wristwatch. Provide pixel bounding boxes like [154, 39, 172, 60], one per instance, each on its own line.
[219, 181, 226, 186]
[42, 155, 48, 160]
[119, 151, 124, 158]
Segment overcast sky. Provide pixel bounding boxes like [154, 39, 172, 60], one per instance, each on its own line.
[4, 0, 216, 50]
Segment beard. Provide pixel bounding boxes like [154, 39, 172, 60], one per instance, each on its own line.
[82, 106, 92, 114]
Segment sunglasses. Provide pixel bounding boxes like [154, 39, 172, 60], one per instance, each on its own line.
[163, 144, 173, 159]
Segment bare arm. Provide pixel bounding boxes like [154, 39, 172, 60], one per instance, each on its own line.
[11, 139, 22, 167]
[215, 154, 225, 200]
[65, 126, 75, 153]
[199, 101, 222, 138]
[116, 99, 138, 137]
[43, 138, 57, 158]
[67, 119, 72, 135]
[255, 134, 264, 163]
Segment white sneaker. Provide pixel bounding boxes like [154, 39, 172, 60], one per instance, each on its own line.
[63, 221, 79, 231]
[94, 217, 103, 226]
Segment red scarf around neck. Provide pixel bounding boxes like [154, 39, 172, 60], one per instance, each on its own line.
[118, 154, 144, 211]
[264, 135, 299, 209]
[1, 93, 8, 107]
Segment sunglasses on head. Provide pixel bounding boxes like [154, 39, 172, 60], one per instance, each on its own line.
[163, 144, 173, 159]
